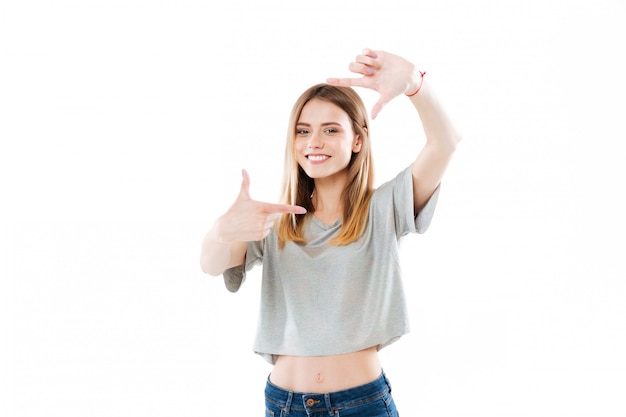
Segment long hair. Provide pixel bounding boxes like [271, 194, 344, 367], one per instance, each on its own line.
[277, 83, 374, 247]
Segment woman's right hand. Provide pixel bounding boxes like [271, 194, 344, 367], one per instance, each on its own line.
[214, 169, 307, 243]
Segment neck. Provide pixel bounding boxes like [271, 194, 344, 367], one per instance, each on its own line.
[312, 173, 348, 222]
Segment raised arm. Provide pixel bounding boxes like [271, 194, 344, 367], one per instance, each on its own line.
[327, 48, 461, 213]
[200, 170, 307, 276]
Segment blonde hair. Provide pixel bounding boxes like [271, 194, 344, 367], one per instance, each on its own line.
[277, 84, 374, 247]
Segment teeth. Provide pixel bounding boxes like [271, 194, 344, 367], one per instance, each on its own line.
[308, 155, 329, 161]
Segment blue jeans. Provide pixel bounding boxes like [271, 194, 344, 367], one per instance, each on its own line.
[264, 372, 399, 416]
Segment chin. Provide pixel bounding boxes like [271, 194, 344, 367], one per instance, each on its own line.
[303, 171, 323, 179]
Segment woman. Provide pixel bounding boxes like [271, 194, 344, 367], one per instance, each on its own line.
[201, 48, 461, 416]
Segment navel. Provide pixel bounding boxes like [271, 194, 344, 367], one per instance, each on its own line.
[315, 372, 324, 383]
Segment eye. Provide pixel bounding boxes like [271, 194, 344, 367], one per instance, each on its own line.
[296, 128, 309, 136]
[324, 128, 338, 134]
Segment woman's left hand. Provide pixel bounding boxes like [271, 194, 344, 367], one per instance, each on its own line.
[326, 48, 421, 119]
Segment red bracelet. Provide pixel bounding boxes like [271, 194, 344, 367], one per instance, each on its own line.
[405, 71, 426, 97]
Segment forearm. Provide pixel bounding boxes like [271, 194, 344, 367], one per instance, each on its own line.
[199, 221, 246, 277]
[407, 74, 462, 211]
[408, 75, 461, 152]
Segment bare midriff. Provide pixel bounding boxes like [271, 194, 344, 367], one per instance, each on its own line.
[269, 346, 382, 393]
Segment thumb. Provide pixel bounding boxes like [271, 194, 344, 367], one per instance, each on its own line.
[238, 169, 251, 199]
[370, 99, 385, 120]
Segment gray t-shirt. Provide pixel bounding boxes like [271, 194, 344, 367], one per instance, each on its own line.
[224, 165, 440, 364]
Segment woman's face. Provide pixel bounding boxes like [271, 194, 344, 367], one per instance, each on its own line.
[295, 99, 362, 181]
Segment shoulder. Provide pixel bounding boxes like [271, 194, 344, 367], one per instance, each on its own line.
[371, 165, 413, 203]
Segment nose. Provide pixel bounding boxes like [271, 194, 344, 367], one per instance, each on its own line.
[308, 130, 323, 148]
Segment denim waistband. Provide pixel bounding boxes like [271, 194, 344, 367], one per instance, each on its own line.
[265, 371, 392, 415]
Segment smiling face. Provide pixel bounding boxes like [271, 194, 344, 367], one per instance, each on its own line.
[295, 98, 362, 181]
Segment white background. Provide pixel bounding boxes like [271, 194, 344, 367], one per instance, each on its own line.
[1, 0, 625, 416]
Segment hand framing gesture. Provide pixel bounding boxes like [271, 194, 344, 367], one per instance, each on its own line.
[326, 48, 422, 119]
[215, 170, 307, 243]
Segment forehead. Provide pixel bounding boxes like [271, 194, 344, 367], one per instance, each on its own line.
[297, 99, 351, 125]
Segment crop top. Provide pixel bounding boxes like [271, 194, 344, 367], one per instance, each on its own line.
[223, 165, 440, 364]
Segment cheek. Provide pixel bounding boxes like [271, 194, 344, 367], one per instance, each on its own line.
[294, 140, 305, 155]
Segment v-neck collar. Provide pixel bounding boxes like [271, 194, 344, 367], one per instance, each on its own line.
[309, 215, 342, 230]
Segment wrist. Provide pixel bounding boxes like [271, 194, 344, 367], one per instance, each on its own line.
[405, 70, 426, 97]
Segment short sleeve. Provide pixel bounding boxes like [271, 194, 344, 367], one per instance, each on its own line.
[222, 239, 264, 293]
[415, 184, 440, 233]
[375, 165, 441, 237]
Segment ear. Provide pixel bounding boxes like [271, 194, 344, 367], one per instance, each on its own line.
[352, 134, 363, 153]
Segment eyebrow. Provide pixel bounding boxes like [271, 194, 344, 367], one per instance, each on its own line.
[296, 122, 342, 127]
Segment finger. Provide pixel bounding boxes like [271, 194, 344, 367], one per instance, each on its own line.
[262, 202, 307, 214]
[264, 213, 280, 229]
[267, 212, 282, 223]
[355, 54, 378, 69]
[349, 62, 375, 76]
[239, 169, 251, 199]
[362, 48, 378, 59]
[326, 77, 366, 88]
[261, 228, 272, 240]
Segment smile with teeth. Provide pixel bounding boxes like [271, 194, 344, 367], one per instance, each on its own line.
[307, 155, 330, 162]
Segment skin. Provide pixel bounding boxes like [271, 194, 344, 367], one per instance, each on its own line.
[294, 98, 362, 225]
[200, 48, 461, 392]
